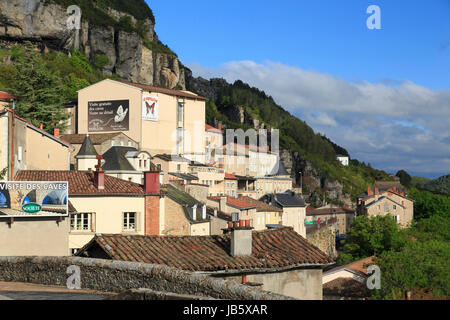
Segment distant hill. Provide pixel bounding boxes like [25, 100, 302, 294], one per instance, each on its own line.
[423, 175, 450, 195]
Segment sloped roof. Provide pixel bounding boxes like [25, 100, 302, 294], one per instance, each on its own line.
[76, 228, 333, 272]
[224, 172, 238, 180]
[168, 172, 198, 181]
[324, 256, 374, 277]
[15, 170, 146, 196]
[208, 196, 256, 210]
[61, 132, 136, 145]
[237, 196, 282, 212]
[306, 206, 355, 216]
[76, 135, 98, 158]
[101, 146, 136, 171]
[0, 91, 16, 101]
[260, 192, 306, 208]
[205, 124, 223, 133]
[154, 154, 191, 162]
[115, 79, 208, 101]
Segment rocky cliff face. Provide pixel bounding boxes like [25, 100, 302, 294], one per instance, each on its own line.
[0, 0, 185, 89]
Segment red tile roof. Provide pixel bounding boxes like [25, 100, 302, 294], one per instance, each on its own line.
[208, 196, 256, 209]
[15, 170, 145, 196]
[224, 172, 238, 180]
[306, 206, 355, 216]
[237, 196, 282, 212]
[77, 228, 332, 272]
[205, 124, 223, 133]
[116, 80, 207, 101]
[0, 91, 17, 101]
[325, 256, 375, 276]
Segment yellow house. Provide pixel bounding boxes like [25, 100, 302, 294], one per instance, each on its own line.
[76, 79, 207, 162]
[0, 107, 74, 180]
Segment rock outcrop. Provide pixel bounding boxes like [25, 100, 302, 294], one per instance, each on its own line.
[0, 0, 185, 89]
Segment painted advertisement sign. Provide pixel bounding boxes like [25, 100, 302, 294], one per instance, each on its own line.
[88, 100, 129, 132]
[142, 95, 159, 121]
[0, 181, 69, 217]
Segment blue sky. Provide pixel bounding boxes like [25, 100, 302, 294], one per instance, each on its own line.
[147, 0, 450, 178]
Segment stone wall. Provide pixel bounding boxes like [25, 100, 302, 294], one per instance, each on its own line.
[0, 256, 292, 300]
[306, 219, 337, 259]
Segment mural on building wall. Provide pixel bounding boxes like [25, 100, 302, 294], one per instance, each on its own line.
[0, 182, 68, 217]
[142, 95, 159, 121]
[88, 100, 129, 132]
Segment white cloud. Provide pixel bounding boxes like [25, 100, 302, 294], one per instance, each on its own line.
[188, 60, 450, 178]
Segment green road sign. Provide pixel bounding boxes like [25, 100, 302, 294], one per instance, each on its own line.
[22, 203, 42, 214]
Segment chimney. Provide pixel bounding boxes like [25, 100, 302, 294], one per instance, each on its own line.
[40, 123, 43, 130]
[144, 169, 161, 236]
[54, 128, 60, 138]
[94, 155, 104, 190]
[375, 187, 379, 195]
[367, 186, 372, 196]
[219, 196, 227, 211]
[230, 219, 253, 257]
[144, 170, 160, 194]
[218, 121, 222, 131]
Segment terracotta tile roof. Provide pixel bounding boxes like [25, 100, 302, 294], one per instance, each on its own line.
[323, 278, 369, 298]
[205, 124, 223, 133]
[15, 170, 145, 196]
[208, 196, 256, 210]
[116, 79, 208, 101]
[76, 228, 333, 272]
[324, 256, 374, 276]
[237, 196, 282, 212]
[306, 206, 355, 216]
[61, 133, 136, 145]
[224, 172, 238, 180]
[0, 91, 16, 101]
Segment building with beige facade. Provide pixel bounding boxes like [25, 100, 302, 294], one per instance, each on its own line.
[76, 79, 207, 163]
[259, 192, 307, 237]
[306, 205, 355, 236]
[0, 107, 74, 180]
[356, 186, 413, 228]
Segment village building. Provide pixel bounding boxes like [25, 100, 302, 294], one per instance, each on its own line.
[237, 196, 283, 230]
[0, 107, 74, 180]
[356, 186, 413, 227]
[60, 132, 138, 169]
[207, 196, 257, 224]
[75, 79, 207, 163]
[76, 226, 333, 300]
[189, 161, 225, 196]
[205, 123, 224, 165]
[336, 154, 349, 166]
[0, 91, 16, 107]
[162, 184, 209, 236]
[224, 172, 238, 197]
[322, 256, 374, 300]
[306, 205, 356, 236]
[254, 160, 293, 198]
[259, 192, 307, 237]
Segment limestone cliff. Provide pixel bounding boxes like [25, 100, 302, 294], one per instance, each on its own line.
[0, 0, 185, 89]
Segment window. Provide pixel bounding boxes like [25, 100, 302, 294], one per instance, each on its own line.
[139, 159, 142, 168]
[123, 212, 136, 231]
[157, 164, 162, 171]
[393, 205, 397, 210]
[144, 160, 147, 168]
[70, 213, 92, 231]
[177, 164, 181, 172]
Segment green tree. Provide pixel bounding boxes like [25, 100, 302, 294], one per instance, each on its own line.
[4, 43, 68, 132]
[396, 170, 412, 188]
[338, 215, 407, 264]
